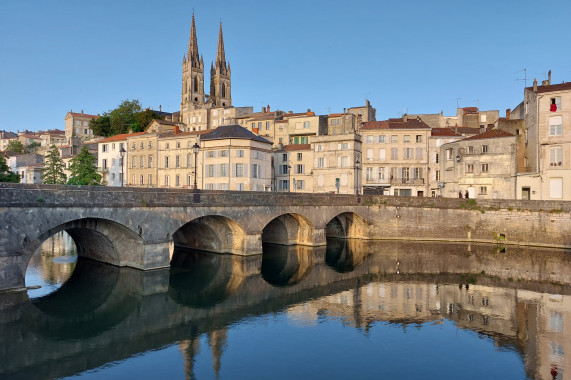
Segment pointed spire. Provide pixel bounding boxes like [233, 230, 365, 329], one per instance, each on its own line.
[215, 22, 226, 73]
[187, 12, 199, 64]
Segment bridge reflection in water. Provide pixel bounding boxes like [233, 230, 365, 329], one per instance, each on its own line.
[2, 240, 570, 379]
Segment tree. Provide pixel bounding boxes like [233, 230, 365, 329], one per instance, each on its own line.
[66, 146, 101, 186]
[89, 115, 112, 137]
[6, 139, 24, 154]
[109, 99, 142, 135]
[25, 141, 41, 153]
[42, 145, 67, 184]
[0, 154, 20, 183]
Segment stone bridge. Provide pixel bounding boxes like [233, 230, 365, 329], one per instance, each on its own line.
[0, 183, 569, 291]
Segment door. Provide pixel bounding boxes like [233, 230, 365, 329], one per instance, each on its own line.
[467, 187, 476, 199]
[522, 187, 530, 200]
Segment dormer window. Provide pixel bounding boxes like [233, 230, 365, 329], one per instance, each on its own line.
[550, 97, 561, 112]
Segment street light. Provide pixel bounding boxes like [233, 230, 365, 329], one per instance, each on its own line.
[355, 157, 361, 195]
[119, 146, 126, 187]
[192, 142, 200, 190]
[287, 165, 292, 192]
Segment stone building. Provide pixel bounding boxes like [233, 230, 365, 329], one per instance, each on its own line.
[0, 131, 17, 151]
[274, 144, 313, 192]
[359, 117, 430, 196]
[8, 153, 44, 184]
[440, 129, 517, 199]
[515, 74, 571, 200]
[98, 132, 145, 187]
[406, 107, 499, 130]
[64, 110, 99, 140]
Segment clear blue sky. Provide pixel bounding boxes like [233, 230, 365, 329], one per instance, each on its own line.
[1, 0, 570, 133]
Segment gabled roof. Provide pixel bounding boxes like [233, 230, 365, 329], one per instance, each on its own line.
[431, 128, 460, 137]
[275, 144, 311, 152]
[201, 124, 272, 144]
[527, 82, 571, 94]
[461, 129, 515, 141]
[67, 112, 99, 119]
[98, 132, 146, 143]
[158, 130, 210, 139]
[361, 118, 430, 130]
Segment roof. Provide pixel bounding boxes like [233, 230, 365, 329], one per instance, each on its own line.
[152, 119, 182, 126]
[526, 82, 571, 94]
[461, 129, 515, 141]
[431, 128, 460, 137]
[455, 127, 481, 135]
[158, 130, 210, 139]
[361, 118, 430, 130]
[68, 112, 99, 119]
[275, 144, 311, 152]
[201, 124, 272, 144]
[98, 132, 147, 143]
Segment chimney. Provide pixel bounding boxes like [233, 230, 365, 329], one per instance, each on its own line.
[174, 125, 180, 134]
[128, 128, 133, 134]
[454, 126, 458, 134]
[81, 110, 84, 115]
[506, 109, 511, 120]
[548, 70, 552, 85]
[533, 78, 537, 91]
[266, 105, 270, 115]
[262, 106, 266, 113]
[159, 105, 162, 112]
[288, 111, 293, 114]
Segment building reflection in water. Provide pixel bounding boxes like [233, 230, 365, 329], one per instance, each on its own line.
[2, 239, 570, 380]
[26, 231, 78, 298]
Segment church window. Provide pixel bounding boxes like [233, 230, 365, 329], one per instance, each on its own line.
[222, 83, 226, 98]
[193, 77, 198, 92]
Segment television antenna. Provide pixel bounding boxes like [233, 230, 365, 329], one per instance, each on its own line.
[516, 68, 527, 88]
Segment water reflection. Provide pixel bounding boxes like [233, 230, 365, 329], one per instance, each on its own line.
[26, 231, 77, 298]
[1, 240, 570, 380]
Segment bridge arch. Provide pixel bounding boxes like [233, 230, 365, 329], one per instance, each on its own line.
[326, 212, 368, 239]
[173, 215, 246, 254]
[24, 218, 144, 269]
[261, 213, 314, 246]
[261, 244, 314, 287]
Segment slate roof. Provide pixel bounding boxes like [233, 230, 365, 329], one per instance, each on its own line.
[201, 124, 272, 144]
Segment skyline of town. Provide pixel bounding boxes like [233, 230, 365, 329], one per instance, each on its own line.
[2, 0, 570, 133]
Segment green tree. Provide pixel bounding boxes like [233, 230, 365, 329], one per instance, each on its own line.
[42, 145, 67, 184]
[109, 99, 142, 135]
[89, 115, 112, 137]
[0, 154, 20, 183]
[25, 141, 41, 153]
[6, 139, 24, 153]
[66, 146, 101, 186]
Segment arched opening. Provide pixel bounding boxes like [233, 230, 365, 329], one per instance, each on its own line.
[173, 215, 245, 254]
[222, 83, 226, 98]
[24, 218, 144, 297]
[261, 244, 314, 287]
[193, 76, 198, 92]
[326, 212, 368, 239]
[261, 213, 314, 246]
[325, 238, 369, 273]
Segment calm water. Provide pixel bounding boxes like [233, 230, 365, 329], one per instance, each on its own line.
[1, 236, 570, 379]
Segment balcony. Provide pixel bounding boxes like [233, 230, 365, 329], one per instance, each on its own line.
[365, 178, 390, 185]
[390, 178, 425, 186]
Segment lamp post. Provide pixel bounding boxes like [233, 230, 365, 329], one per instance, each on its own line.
[287, 164, 292, 192]
[192, 142, 200, 190]
[119, 146, 126, 187]
[355, 157, 361, 195]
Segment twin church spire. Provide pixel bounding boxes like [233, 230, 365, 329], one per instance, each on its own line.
[182, 13, 231, 111]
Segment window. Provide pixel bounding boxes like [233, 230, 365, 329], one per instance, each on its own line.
[366, 135, 373, 143]
[404, 135, 410, 143]
[379, 148, 386, 162]
[220, 163, 228, 176]
[466, 164, 473, 173]
[279, 164, 289, 174]
[416, 135, 422, 143]
[304, 121, 310, 129]
[258, 122, 262, 130]
[340, 156, 348, 167]
[148, 174, 152, 186]
[331, 119, 341, 126]
[482, 145, 488, 153]
[297, 153, 303, 161]
[296, 164, 305, 174]
[165, 156, 169, 168]
[164, 175, 169, 187]
[237, 150, 244, 157]
[175, 175, 180, 187]
[207, 151, 216, 158]
[341, 143, 349, 150]
[102, 144, 108, 152]
[75, 120, 80, 126]
[402, 167, 410, 181]
[279, 179, 289, 190]
[416, 148, 423, 160]
[550, 97, 562, 112]
[300, 136, 309, 144]
[165, 143, 170, 149]
[140, 156, 144, 168]
[282, 153, 288, 162]
[219, 150, 228, 157]
[403, 148, 413, 159]
[207, 165, 215, 178]
[391, 148, 398, 160]
[435, 170, 440, 181]
[367, 149, 373, 160]
[132, 157, 137, 168]
[366, 167, 373, 180]
[295, 180, 305, 190]
[391, 135, 397, 143]
[175, 155, 180, 168]
[83, 129, 88, 135]
[140, 175, 144, 185]
[102, 159, 107, 169]
[148, 141, 152, 149]
[379, 135, 386, 143]
[479, 186, 487, 194]
[550, 147, 563, 166]
[265, 121, 270, 130]
[378, 167, 385, 180]
[140, 142, 144, 149]
[549, 116, 562, 136]
[235, 163, 244, 177]
[251, 122, 255, 129]
[132, 142, 136, 150]
[317, 144, 323, 152]
[481, 163, 488, 172]
[468, 146, 474, 154]
[316, 157, 325, 168]
[252, 164, 260, 178]
[148, 156, 153, 168]
[446, 149, 453, 160]
[413, 168, 423, 180]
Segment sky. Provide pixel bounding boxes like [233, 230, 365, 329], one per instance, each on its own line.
[1, 0, 570, 133]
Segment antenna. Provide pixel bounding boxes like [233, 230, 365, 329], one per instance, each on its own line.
[474, 99, 480, 108]
[516, 68, 527, 88]
[456, 98, 462, 108]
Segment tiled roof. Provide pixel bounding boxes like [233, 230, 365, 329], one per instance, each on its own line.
[431, 128, 460, 137]
[455, 127, 481, 135]
[201, 124, 272, 144]
[527, 82, 571, 93]
[462, 129, 515, 141]
[159, 130, 210, 139]
[69, 112, 99, 119]
[276, 144, 311, 152]
[98, 132, 146, 143]
[361, 118, 430, 130]
[152, 119, 182, 126]
[328, 113, 344, 117]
